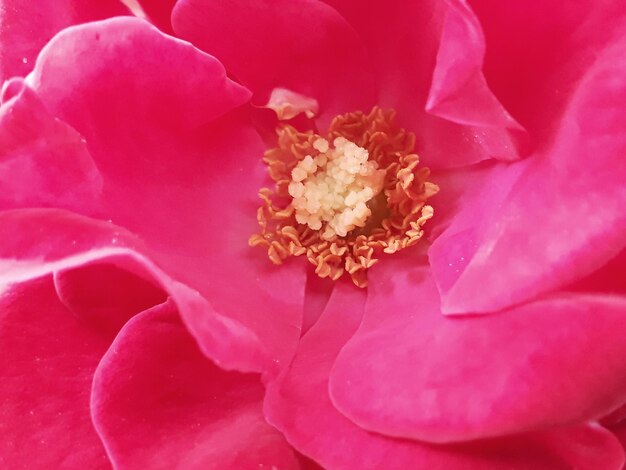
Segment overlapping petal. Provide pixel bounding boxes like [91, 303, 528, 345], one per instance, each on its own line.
[0, 78, 102, 212]
[329, 254, 626, 443]
[0, 277, 112, 468]
[172, 0, 376, 125]
[429, 27, 626, 314]
[324, 0, 523, 168]
[0, 0, 128, 83]
[92, 300, 299, 468]
[470, 0, 626, 140]
[266, 278, 624, 468]
[131, 0, 177, 32]
[0, 17, 308, 375]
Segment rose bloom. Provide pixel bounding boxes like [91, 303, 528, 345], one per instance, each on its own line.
[0, 0, 625, 468]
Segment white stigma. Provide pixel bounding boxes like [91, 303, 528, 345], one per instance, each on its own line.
[288, 137, 385, 240]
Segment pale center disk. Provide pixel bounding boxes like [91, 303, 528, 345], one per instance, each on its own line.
[288, 137, 386, 241]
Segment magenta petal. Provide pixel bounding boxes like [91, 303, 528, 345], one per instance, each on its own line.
[0, 78, 102, 212]
[425, 0, 526, 163]
[329, 255, 626, 442]
[133, 0, 176, 32]
[430, 29, 626, 314]
[92, 300, 299, 469]
[266, 278, 624, 468]
[0, 209, 279, 375]
[27, 18, 250, 132]
[12, 18, 306, 374]
[0, 278, 110, 468]
[0, 0, 128, 82]
[470, 1, 626, 141]
[610, 423, 626, 458]
[324, 0, 520, 168]
[54, 262, 166, 335]
[171, 0, 375, 123]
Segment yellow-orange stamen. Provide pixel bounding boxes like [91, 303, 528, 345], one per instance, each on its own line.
[249, 107, 439, 288]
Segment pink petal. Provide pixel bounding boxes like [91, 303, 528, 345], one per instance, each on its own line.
[132, 0, 176, 32]
[429, 28, 626, 314]
[11, 18, 306, 374]
[425, 0, 527, 163]
[0, 209, 289, 375]
[470, 1, 626, 141]
[609, 422, 626, 456]
[0, 78, 102, 212]
[567, 248, 626, 296]
[324, 0, 523, 168]
[92, 300, 299, 469]
[301, 267, 334, 336]
[171, 0, 376, 125]
[265, 278, 624, 468]
[0, 277, 111, 468]
[54, 262, 167, 335]
[0, 0, 128, 82]
[329, 254, 626, 442]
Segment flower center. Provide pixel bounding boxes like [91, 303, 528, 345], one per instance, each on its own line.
[249, 107, 438, 287]
[289, 136, 385, 240]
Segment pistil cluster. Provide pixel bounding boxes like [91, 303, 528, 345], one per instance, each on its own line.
[249, 107, 438, 287]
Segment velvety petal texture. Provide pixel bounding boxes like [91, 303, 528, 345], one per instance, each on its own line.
[172, 0, 376, 124]
[0, 0, 128, 82]
[266, 279, 624, 469]
[92, 300, 299, 468]
[0, 278, 111, 468]
[15, 18, 306, 374]
[0, 78, 102, 212]
[323, 0, 523, 168]
[131, 0, 177, 32]
[1, 1, 625, 468]
[329, 254, 626, 443]
[429, 26, 626, 314]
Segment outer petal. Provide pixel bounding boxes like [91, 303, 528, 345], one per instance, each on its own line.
[171, 0, 376, 124]
[0, 78, 102, 212]
[324, 0, 523, 168]
[429, 28, 626, 314]
[9, 18, 306, 374]
[0, 208, 289, 375]
[92, 300, 299, 469]
[470, 0, 626, 140]
[329, 254, 626, 443]
[0, 278, 110, 468]
[265, 279, 624, 469]
[0, 0, 128, 82]
[610, 422, 626, 459]
[54, 262, 167, 335]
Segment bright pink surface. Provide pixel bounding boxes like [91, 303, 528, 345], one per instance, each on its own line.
[330, 254, 626, 442]
[134, 0, 177, 32]
[429, 26, 626, 314]
[172, 0, 375, 125]
[0, 0, 128, 83]
[0, 1, 625, 467]
[0, 78, 102, 212]
[322, 0, 524, 168]
[18, 18, 306, 374]
[92, 300, 299, 468]
[0, 277, 112, 468]
[266, 278, 624, 469]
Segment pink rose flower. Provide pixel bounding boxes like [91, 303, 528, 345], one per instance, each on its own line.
[1, 0, 625, 468]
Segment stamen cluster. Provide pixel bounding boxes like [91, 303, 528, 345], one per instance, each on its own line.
[249, 107, 438, 287]
[288, 137, 385, 240]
